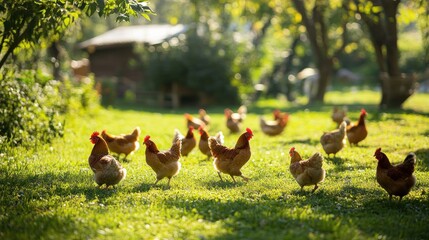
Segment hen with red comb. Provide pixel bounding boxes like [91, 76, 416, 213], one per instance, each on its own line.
[374, 148, 416, 200]
[143, 134, 182, 187]
[208, 127, 253, 182]
[289, 147, 325, 192]
[88, 131, 126, 188]
[346, 109, 368, 145]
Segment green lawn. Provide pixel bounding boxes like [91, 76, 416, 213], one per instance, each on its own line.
[1, 90, 429, 239]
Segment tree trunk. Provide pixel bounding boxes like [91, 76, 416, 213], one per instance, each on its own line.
[311, 58, 333, 103]
[379, 73, 417, 109]
[356, 0, 416, 108]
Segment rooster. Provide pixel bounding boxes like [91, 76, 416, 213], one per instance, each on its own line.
[260, 112, 289, 136]
[173, 127, 196, 157]
[347, 109, 368, 146]
[289, 147, 325, 192]
[199, 109, 211, 126]
[143, 135, 181, 187]
[185, 113, 206, 129]
[374, 148, 416, 200]
[209, 128, 253, 182]
[320, 121, 347, 157]
[88, 132, 127, 188]
[101, 127, 140, 160]
[198, 127, 224, 159]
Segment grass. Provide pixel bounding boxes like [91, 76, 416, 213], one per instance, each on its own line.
[1, 90, 429, 239]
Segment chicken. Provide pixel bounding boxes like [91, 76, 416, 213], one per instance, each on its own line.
[374, 148, 416, 200]
[88, 132, 126, 188]
[331, 106, 350, 126]
[209, 128, 253, 182]
[225, 105, 247, 123]
[185, 113, 206, 129]
[346, 109, 368, 146]
[143, 135, 181, 187]
[224, 108, 241, 133]
[198, 127, 224, 159]
[289, 147, 325, 192]
[101, 127, 140, 160]
[320, 121, 347, 157]
[173, 127, 196, 156]
[199, 109, 211, 125]
[260, 112, 289, 136]
[273, 109, 288, 121]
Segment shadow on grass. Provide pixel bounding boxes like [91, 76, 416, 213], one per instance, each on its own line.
[279, 138, 319, 146]
[204, 178, 247, 189]
[0, 171, 122, 204]
[159, 185, 429, 239]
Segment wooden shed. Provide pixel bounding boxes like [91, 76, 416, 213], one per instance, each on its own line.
[79, 24, 200, 107]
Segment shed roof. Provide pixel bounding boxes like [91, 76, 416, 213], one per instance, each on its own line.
[79, 24, 187, 49]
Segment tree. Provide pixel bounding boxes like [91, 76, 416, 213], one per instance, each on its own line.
[352, 0, 424, 108]
[0, 0, 154, 69]
[292, 0, 350, 104]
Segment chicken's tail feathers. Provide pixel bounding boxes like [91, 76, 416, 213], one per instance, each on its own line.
[215, 131, 225, 145]
[403, 152, 417, 166]
[173, 129, 184, 144]
[309, 152, 324, 167]
[132, 127, 141, 138]
[238, 105, 247, 115]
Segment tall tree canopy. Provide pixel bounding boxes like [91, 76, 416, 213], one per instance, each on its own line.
[0, 0, 153, 69]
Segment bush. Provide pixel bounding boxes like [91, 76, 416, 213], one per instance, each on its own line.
[0, 69, 100, 148]
[139, 29, 240, 105]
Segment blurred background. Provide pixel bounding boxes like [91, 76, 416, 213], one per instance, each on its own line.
[1, 0, 428, 111]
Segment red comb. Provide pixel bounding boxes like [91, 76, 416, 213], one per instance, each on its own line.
[144, 135, 150, 143]
[90, 131, 100, 144]
[289, 147, 295, 152]
[361, 109, 367, 114]
[189, 126, 194, 130]
[246, 128, 253, 135]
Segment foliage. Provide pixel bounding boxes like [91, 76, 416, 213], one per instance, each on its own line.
[1, 90, 429, 239]
[0, 69, 100, 148]
[0, 70, 63, 147]
[0, 0, 154, 69]
[139, 28, 240, 104]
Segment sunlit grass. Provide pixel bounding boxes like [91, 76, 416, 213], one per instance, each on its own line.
[1, 90, 429, 239]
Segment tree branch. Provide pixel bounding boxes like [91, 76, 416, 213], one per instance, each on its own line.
[0, 18, 37, 69]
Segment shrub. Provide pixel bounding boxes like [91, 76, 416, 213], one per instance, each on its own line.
[0, 69, 100, 148]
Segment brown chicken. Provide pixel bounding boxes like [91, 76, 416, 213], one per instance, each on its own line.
[260, 112, 289, 136]
[101, 127, 140, 160]
[331, 106, 350, 126]
[143, 135, 181, 187]
[224, 108, 241, 133]
[346, 109, 368, 146]
[209, 128, 253, 182]
[198, 127, 224, 159]
[173, 127, 196, 156]
[185, 113, 206, 129]
[374, 148, 416, 200]
[199, 109, 211, 125]
[320, 121, 347, 157]
[273, 109, 288, 121]
[88, 132, 127, 188]
[289, 147, 325, 192]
